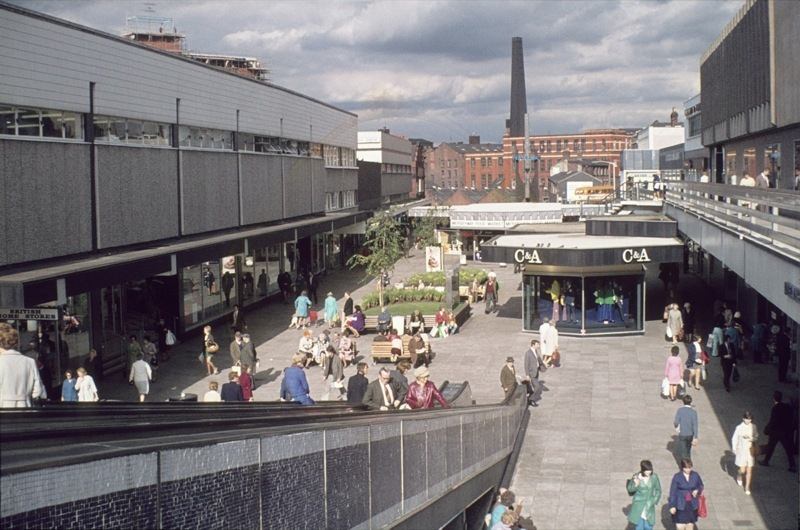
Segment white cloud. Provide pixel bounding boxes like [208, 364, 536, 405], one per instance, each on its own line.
[10, 0, 743, 142]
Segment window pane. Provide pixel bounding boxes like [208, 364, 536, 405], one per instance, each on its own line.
[179, 125, 191, 147]
[62, 112, 81, 139]
[182, 264, 203, 327]
[0, 106, 16, 135]
[202, 261, 223, 319]
[17, 108, 40, 136]
[126, 120, 144, 143]
[41, 110, 61, 138]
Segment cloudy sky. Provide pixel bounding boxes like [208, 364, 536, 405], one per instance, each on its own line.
[17, 0, 741, 143]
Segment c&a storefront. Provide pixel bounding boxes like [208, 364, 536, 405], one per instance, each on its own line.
[480, 218, 683, 336]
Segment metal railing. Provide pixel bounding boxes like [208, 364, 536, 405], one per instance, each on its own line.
[664, 181, 800, 261]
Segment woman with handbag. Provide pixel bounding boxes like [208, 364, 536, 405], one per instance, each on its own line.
[626, 460, 661, 530]
[731, 411, 759, 495]
[668, 458, 705, 530]
[203, 325, 219, 375]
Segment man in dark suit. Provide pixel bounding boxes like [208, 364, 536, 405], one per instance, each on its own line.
[760, 391, 798, 472]
[523, 339, 543, 406]
[500, 356, 517, 402]
[347, 363, 369, 405]
[720, 336, 737, 392]
[231, 304, 246, 334]
[362, 368, 399, 410]
[220, 372, 244, 402]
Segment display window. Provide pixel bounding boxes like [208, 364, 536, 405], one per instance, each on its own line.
[522, 269, 644, 335]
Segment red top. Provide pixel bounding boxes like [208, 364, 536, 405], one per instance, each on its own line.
[435, 310, 447, 325]
[406, 381, 449, 409]
[239, 372, 253, 401]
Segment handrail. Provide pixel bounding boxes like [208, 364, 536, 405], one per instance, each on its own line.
[664, 181, 800, 262]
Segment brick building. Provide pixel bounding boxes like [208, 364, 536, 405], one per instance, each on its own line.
[429, 142, 466, 189]
[501, 128, 635, 196]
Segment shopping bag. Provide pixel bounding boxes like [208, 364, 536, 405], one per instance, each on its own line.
[661, 377, 670, 398]
[698, 494, 708, 518]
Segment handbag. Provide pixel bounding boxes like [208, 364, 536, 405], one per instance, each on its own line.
[697, 494, 708, 518]
[701, 364, 707, 381]
[749, 443, 758, 457]
[206, 341, 220, 354]
[732, 365, 740, 382]
[625, 475, 637, 496]
[551, 350, 561, 367]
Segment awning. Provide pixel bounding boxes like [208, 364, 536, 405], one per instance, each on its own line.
[0, 210, 370, 306]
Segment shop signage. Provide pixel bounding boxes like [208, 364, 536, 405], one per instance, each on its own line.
[785, 282, 800, 304]
[514, 249, 543, 264]
[0, 307, 59, 321]
[622, 248, 651, 263]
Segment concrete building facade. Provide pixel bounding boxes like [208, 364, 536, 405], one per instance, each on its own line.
[357, 130, 413, 204]
[0, 4, 366, 382]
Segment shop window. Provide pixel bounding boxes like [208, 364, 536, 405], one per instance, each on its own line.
[268, 245, 282, 292]
[0, 105, 83, 140]
[763, 144, 780, 187]
[310, 143, 323, 158]
[94, 115, 170, 145]
[725, 149, 737, 180]
[743, 147, 756, 177]
[178, 125, 232, 150]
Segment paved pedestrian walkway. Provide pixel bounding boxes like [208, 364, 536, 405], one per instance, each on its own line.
[98, 249, 797, 529]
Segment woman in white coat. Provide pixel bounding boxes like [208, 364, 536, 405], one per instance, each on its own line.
[666, 303, 684, 344]
[74, 367, 98, 402]
[731, 411, 759, 495]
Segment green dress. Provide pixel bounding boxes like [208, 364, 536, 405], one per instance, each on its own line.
[626, 473, 662, 526]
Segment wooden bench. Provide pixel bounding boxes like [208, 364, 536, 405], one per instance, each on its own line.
[371, 335, 413, 363]
[363, 303, 472, 334]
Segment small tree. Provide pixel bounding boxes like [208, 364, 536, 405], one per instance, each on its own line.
[413, 207, 441, 248]
[348, 212, 405, 307]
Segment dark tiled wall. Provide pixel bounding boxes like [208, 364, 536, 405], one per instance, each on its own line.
[0, 484, 157, 530]
[325, 444, 370, 529]
[261, 453, 324, 530]
[160, 465, 260, 530]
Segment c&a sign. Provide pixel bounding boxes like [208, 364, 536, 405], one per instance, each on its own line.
[622, 248, 651, 263]
[514, 249, 543, 264]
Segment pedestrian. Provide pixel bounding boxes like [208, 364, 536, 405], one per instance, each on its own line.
[338, 328, 356, 366]
[128, 352, 152, 402]
[257, 269, 268, 297]
[231, 304, 246, 334]
[523, 339, 543, 406]
[203, 325, 220, 375]
[626, 459, 662, 530]
[0, 323, 44, 407]
[220, 371, 244, 402]
[240, 334, 256, 371]
[484, 272, 499, 314]
[322, 345, 345, 399]
[342, 291, 354, 321]
[85, 348, 103, 382]
[390, 330, 403, 363]
[389, 360, 411, 406]
[142, 335, 158, 378]
[774, 327, 791, 382]
[720, 335, 737, 392]
[664, 346, 683, 401]
[346, 362, 369, 405]
[239, 364, 254, 402]
[308, 271, 319, 304]
[61, 370, 78, 402]
[298, 329, 315, 368]
[731, 411, 759, 495]
[489, 489, 516, 528]
[686, 334, 704, 390]
[362, 367, 400, 410]
[500, 356, 518, 402]
[293, 290, 312, 329]
[283, 353, 315, 405]
[759, 390, 798, 472]
[539, 318, 558, 367]
[162, 325, 175, 361]
[673, 394, 699, 460]
[491, 510, 519, 530]
[667, 458, 704, 530]
[278, 271, 292, 303]
[432, 306, 448, 338]
[74, 366, 99, 402]
[324, 292, 339, 327]
[682, 302, 695, 341]
[344, 306, 365, 338]
[204, 381, 221, 402]
[126, 335, 142, 373]
[408, 310, 426, 335]
[408, 331, 428, 368]
[230, 331, 244, 367]
[667, 303, 683, 343]
[406, 366, 449, 410]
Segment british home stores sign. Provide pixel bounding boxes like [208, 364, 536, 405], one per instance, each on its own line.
[513, 247, 653, 265]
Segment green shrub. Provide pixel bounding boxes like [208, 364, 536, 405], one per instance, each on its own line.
[360, 288, 444, 309]
[405, 267, 488, 288]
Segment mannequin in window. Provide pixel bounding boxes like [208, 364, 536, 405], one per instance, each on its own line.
[546, 279, 561, 323]
[562, 281, 577, 323]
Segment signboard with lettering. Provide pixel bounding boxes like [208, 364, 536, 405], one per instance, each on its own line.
[514, 249, 543, 264]
[621, 248, 652, 263]
[0, 308, 59, 321]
